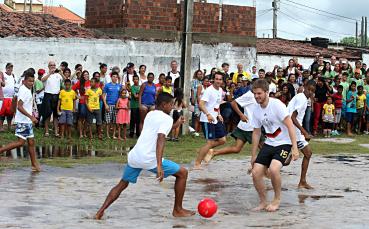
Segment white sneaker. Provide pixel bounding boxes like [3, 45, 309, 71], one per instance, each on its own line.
[194, 132, 200, 137]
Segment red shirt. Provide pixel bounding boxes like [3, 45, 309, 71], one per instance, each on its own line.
[332, 93, 343, 109]
[72, 80, 91, 104]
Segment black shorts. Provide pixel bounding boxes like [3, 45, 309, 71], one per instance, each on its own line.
[201, 122, 227, 140]
[323, 122, 334, 129]
[42, 93, 59, 119]
[173, 110, 183, 123]
[255, 144, 292, 168]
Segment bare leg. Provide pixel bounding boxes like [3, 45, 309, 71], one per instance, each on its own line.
[251, 163, 268, 211]
[123, 124, 127, 139]
[112, 124, 117, 139]
[60, 124, 65, 139]
[0, 119, 4, 131]
[89, 124, 93, 139]
[7, 117, 13, 131]
[204, 139, 244, 163]
[172, 167, 195, 217]
[106, 124, 110, 138]
[95, 180, 129, 220]
[78, 119, 83, 138]
[194, 137, 226, 168]
[139, 107, 148, 133]
[97, 125, 102, 140]
[265, 160, 283, 212]
[27, 138, 41, 172]
[53, 115, 59, 135]
[347, 123, 353, 136]
[44, 117, 50, 135]
[194, 118, 201, 133]
[0, 138, 25, 153]
[67, 125, 72, 139]
[298, 146, 313, 189]
[117, 124, 121, 140]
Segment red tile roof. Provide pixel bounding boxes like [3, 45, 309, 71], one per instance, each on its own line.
[257, 38, 361, 60]
[0, 8, 106, 38]
[43, 6, 85, 25]
[0, 4, 12, 12]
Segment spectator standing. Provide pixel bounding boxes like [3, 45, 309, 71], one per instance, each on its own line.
[34, 69, 45, 125]
[129, 75, 141, 138]
[138, 65, 147, 85]
[138, 73, 156, 132]
[86, 77, 103, 139]
[57, 79, 77, 139]
[312, 77, 333, 136]
[0, 63, 16, 132]
[168, 60, 181, 89]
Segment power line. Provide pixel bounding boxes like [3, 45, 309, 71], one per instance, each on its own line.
[257, 9, 272, 17]
[282, 0, 358, 22]
[280, 1, 356, 24]
[278, 10, 354, 37]
[279, 29, 307, 39]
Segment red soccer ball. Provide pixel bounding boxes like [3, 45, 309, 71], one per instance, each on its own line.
[197, 198, 218, 218]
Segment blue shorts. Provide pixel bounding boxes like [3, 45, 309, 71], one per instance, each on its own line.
[122, 159, 180, 183]
[15, 123, 34, 140]
[59, 110, 73, 125]
[78, 104, 88, 118]
[345, 112, 356, 124]
[201, 122, 226, 140]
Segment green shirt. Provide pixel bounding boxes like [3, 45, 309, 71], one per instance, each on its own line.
[364, 84, 369, 94]
[324, 71, 335, 79]
[340, 81, 350, 101]
[350, 78, 364, 87]
[130, 85, 140, 109]
[34, 79, 44, 92]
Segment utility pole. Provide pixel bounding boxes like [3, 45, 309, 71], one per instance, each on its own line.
[180, 0, 194, 135]
[29, 0, 33, 13]
[361, 16, 364, 47]
[364, 17, 368, 47]
[356, 21, 359, 47]
[23, 0, 26, 13]
[272, 0, 278, 38]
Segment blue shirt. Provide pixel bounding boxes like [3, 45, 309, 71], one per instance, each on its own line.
[234, 86, 249, 99]
[346, 90, 357, 113]
[366, 94, 369, 114]
[103, 83, 122, 105]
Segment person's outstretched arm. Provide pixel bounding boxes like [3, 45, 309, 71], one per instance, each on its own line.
[156, 133, 166, 182]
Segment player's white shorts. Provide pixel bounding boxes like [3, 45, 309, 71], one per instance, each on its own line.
[296, 130, 309, 150]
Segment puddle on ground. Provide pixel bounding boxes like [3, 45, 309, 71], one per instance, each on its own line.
[0, 144, 130, 160]
[1, 156, 369, 228]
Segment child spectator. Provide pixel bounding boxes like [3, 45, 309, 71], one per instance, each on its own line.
[116, 89, 130, 140]
[155, 73, 165, 90]
[58, 79, 77, 139]
[34, 69, 45, 126]
[331, 85, 343, 135]
[356, 85, 366, 134]
[72, 70, 90, 138]
[160, 76, 173, 95]
[86, 77, 103, 140]
[322, 96, 335, 138]
[129, 75, 140, 138]
[171, 88, 186, 141]
[346, 82, 357, 136]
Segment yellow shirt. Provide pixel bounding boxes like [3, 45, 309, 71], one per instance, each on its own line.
[162, 86, 173, 95]
[357, 94, 366, 109]
[323, 104, 335, 115]
[86, 88, 102, 110]
[232, 71, 251, 83]
[59, 89, 76, 111]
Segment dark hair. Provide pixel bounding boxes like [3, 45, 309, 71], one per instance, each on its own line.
[221, 63, 229, 68]
[133, 74, 139, 80]
[338, 85, 344, 90]
[80, 70, 89, 94]
[99, 63, 107, 70]
[63, 68, 71, 74]
[317, 77, 325, 83]
[156, 92, 174, 107]
[147, 72, 155, 78]
[93, 72, 100, 78]
[159, 73, 166, 78]
[358, 85, 364, 90]
[214, 71, 225, 79]
[259, 69, 265, 73]
[91, 77, 99, 83]
[174, 88, 184, 106]
[75, 64, 82, 70]
[350, 81, 357, 87]
[165, 76, 172, 81]
[203, 76, 209, 81]
[111, 72, 119, 77]
[342, 72, 349, 76]
[253, 79, 269, 92]
[64, 79, 72, 84]
[5, 63, 13, 68]
[60, 61, 68, 67]
[24, 71, 35, 80]
[327, 96, 332, 100]
[139, 65, 146, 70]
[28, 68, 36, 75]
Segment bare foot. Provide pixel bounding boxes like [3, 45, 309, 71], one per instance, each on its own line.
[32, 165, 41, 172]
[251, 202, 267, 211]
[95, 210, 104, 220]
[266, 199, 280, 212]
[298, 182, 314, 189]
[172, 208, 196, 217]
[204, 149, 215, 164]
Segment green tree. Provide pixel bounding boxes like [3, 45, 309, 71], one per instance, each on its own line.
[340, 36, 369, 46]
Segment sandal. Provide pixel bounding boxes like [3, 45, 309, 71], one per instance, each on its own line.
[44, 132, 50, 137]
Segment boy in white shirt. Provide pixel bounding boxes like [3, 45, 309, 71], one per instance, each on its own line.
[287, 80, 316, 189]
[95, 93, 194, 220]
[250, 79, 299, 212]
[194, 71, 227, 169]
[0, 72, 41, 172]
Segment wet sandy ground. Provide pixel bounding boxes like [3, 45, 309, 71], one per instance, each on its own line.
[1, 156, 369, 229]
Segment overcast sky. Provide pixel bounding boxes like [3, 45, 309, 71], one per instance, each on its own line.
[2, 0, 368, 42]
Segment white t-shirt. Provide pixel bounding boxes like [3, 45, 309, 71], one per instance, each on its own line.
[287, 93, 307, 125]
[3, 72, 16, 98]
[287, 93, 307, 141]
[199, 85, 223, 124]
[251, 98, 291, 146]
[169, 71, 180, 83]
[101, 74, 111, 85]
[128, 110, 173, 170]
[269, 82, 277, 94]
[235, 91, 257, 131]
[44, 73, 62, 94]
[14, 85, 33, 124]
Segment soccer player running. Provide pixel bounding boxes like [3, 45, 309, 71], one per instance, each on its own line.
[203, 88, 263, 163]
[95, 93, 194, 220]
[250, 79, 299, 212]
[194, 71, 227, 169]
[287, 80, 316, 189]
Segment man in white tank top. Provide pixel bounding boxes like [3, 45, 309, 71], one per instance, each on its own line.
[0, 63, 16, 132]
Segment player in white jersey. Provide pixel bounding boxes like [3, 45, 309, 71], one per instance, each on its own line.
[287, 80, 316, 189]
[250, 79, 299, 212]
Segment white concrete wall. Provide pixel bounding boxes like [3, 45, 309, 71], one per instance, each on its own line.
[362, 53, 369, 65]
[0, 37, 256, 79]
